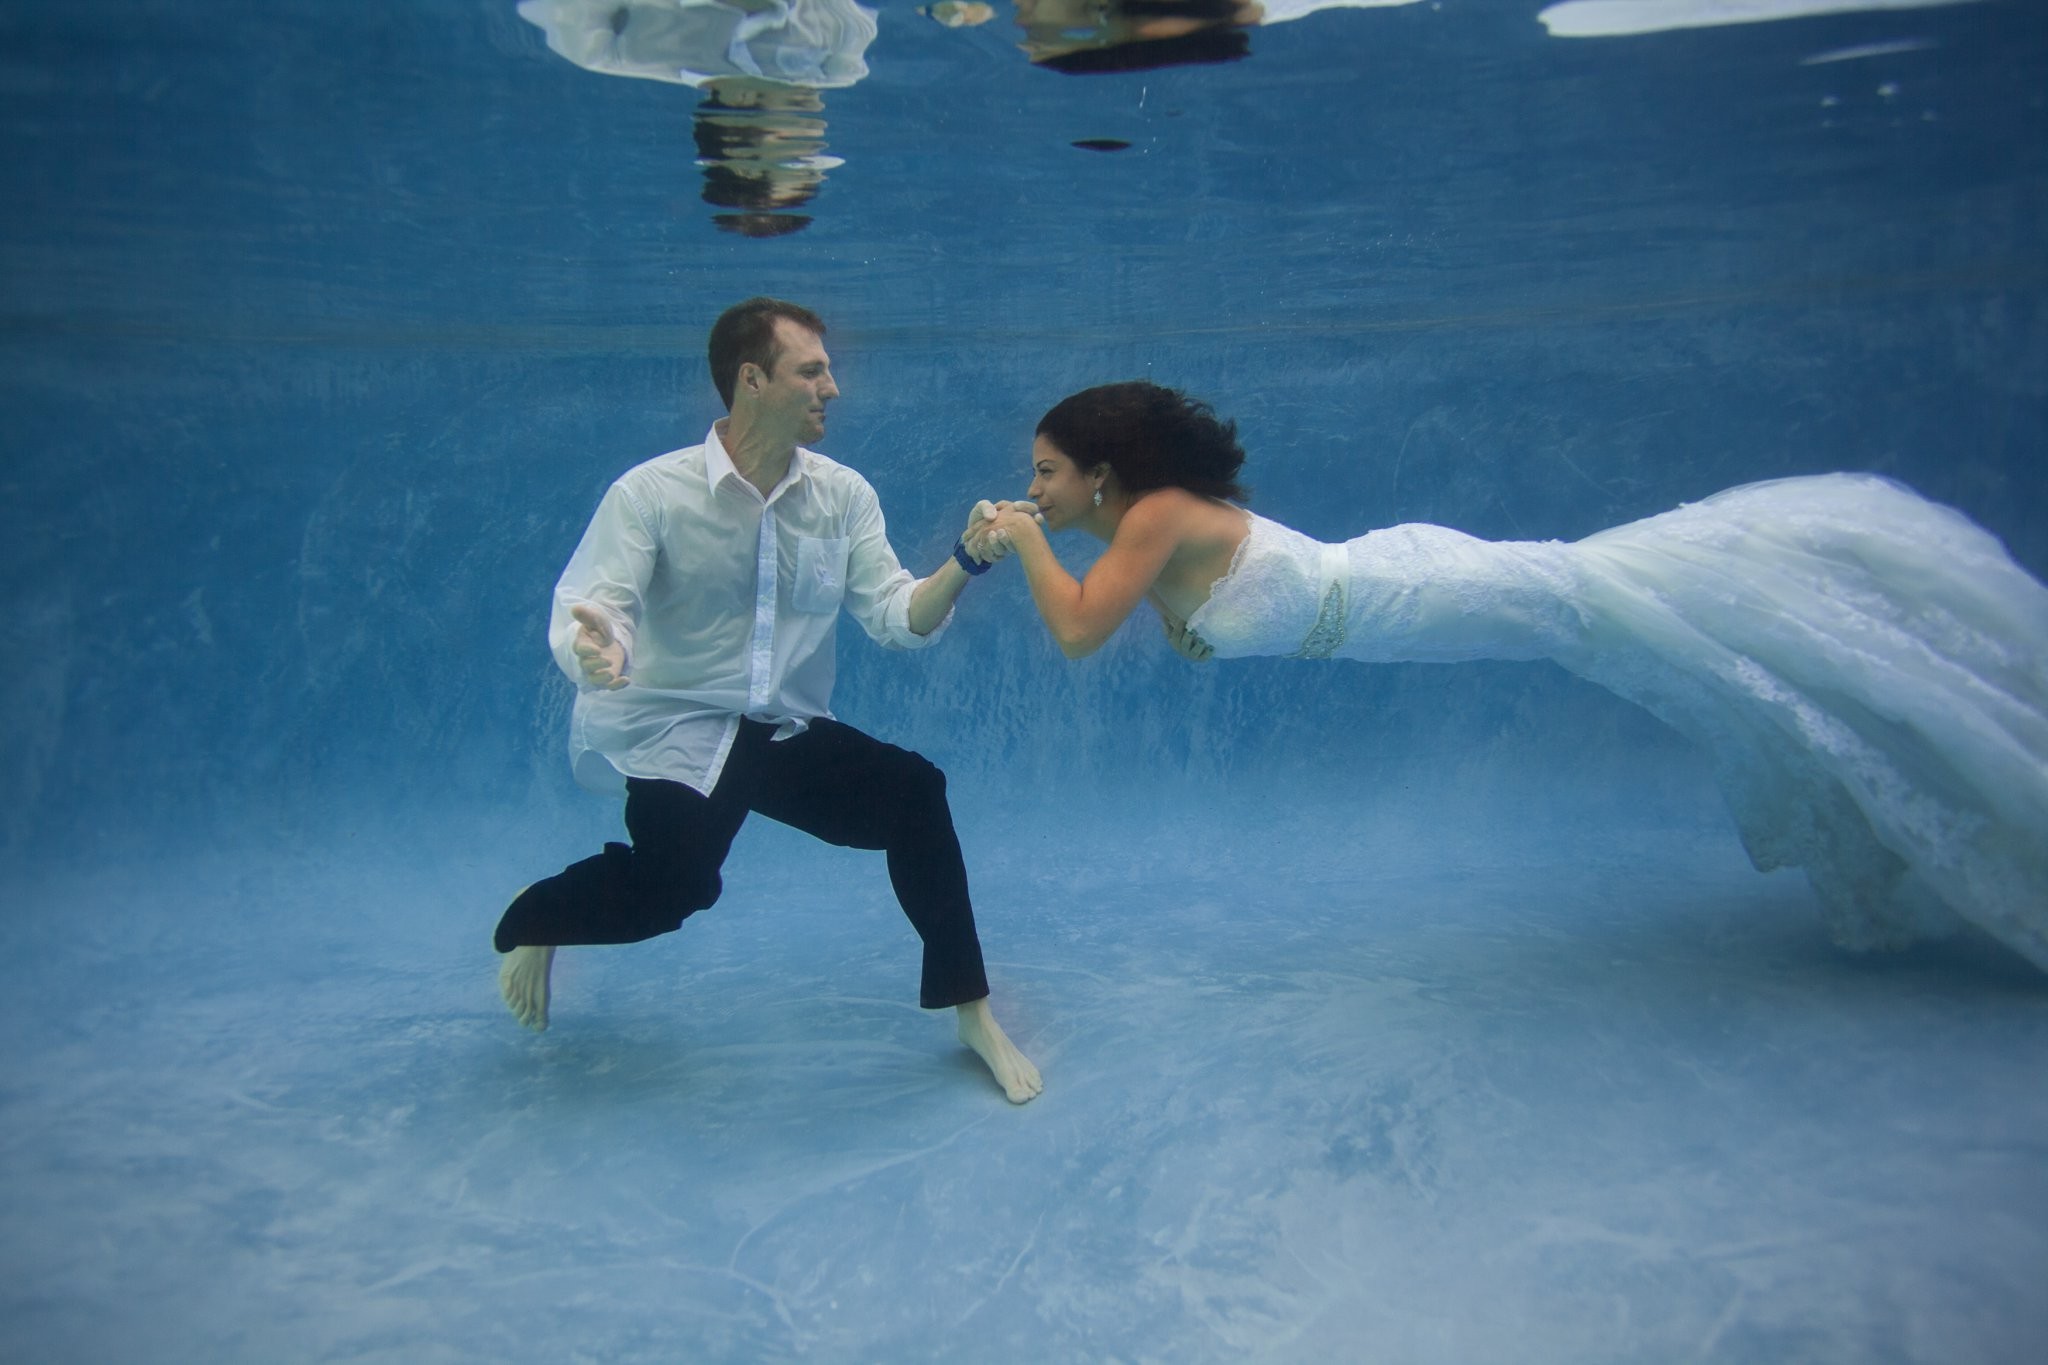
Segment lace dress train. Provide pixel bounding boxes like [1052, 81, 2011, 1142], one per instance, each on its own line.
[1185, 475, 2048, 970]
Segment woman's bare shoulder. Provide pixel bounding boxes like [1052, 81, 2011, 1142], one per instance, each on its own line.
[1154, 487, 1248, 544]
[1124, 490, 1247, 605]
[1124, 487, 1245, 536]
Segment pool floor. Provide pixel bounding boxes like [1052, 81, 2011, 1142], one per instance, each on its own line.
[3, 803, 2043, 1363]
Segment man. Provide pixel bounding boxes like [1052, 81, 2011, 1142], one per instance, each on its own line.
[495, 297, 1041, 1104]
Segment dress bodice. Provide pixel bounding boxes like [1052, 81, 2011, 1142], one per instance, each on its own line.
[1184, 512, 1584, 664]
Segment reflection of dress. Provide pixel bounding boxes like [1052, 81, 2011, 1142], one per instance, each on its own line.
[1256, 0, 1425, 24]
[517, 0, 878, 89]
[1185, 475, 2048, 971]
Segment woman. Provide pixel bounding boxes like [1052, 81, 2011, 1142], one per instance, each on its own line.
[968, 381, 2048, 974]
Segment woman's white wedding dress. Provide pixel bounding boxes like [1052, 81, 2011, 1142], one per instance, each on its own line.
[1185, 474, 2048, 971]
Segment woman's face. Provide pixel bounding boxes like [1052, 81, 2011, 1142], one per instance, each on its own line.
[1027, 435, 1099, 530]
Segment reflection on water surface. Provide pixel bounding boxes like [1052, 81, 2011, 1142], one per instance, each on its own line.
[515, 0, 1988, 234]
[517, 0, 874, 234]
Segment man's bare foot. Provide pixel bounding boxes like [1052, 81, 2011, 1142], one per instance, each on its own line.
[955, 996, 1042, 1104]
[499, 944, 556, 1031]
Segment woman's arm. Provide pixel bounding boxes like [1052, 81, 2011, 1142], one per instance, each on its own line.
[990, 495, 1190, 658]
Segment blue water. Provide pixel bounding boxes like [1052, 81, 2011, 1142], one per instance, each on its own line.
[4, 1, 2046, 1361]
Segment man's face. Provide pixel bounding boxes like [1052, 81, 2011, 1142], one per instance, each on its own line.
[752, 318, 839, 443]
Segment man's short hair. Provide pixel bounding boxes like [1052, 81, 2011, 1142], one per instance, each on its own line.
[708, 297, 828, 409]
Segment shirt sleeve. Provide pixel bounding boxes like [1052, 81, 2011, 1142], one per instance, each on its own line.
[550, 480, 660, 686]
[839, 477, 950, 650]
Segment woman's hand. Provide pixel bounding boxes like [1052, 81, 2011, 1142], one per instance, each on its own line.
[1160, 610, 1214, 663]
[965, 500, 1042, 561]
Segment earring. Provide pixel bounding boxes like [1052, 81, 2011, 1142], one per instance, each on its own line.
[1092, 488, 1104, 508]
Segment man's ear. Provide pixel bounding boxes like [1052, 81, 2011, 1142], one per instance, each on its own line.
[737, 361, 764, 398]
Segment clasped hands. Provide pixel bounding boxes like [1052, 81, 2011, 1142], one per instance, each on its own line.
[960, 498, 1041, 565]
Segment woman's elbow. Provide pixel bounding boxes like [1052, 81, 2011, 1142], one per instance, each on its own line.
[1053, 626, 1106, 659]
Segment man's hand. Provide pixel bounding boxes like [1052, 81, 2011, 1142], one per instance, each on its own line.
[960, 500, 1002, 565]
[570, 603, 629, 689]
[964, 499, 998, 537]
[964, 500, 1041, 562]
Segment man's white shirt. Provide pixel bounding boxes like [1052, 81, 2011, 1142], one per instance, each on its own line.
[551, 423, 948, 795]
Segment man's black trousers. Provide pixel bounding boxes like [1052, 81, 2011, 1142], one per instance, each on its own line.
[493, 717, 991, 1010]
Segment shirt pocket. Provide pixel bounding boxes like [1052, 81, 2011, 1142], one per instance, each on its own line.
[791, 535, 850, 614]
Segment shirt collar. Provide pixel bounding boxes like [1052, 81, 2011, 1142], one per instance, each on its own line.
[704, 422, 809, 505]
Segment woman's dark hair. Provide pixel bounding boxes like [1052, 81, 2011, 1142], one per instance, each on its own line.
[1035, 381, 1250, 503]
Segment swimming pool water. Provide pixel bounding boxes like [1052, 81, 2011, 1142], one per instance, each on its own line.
[3, 1, 2044, 1360]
